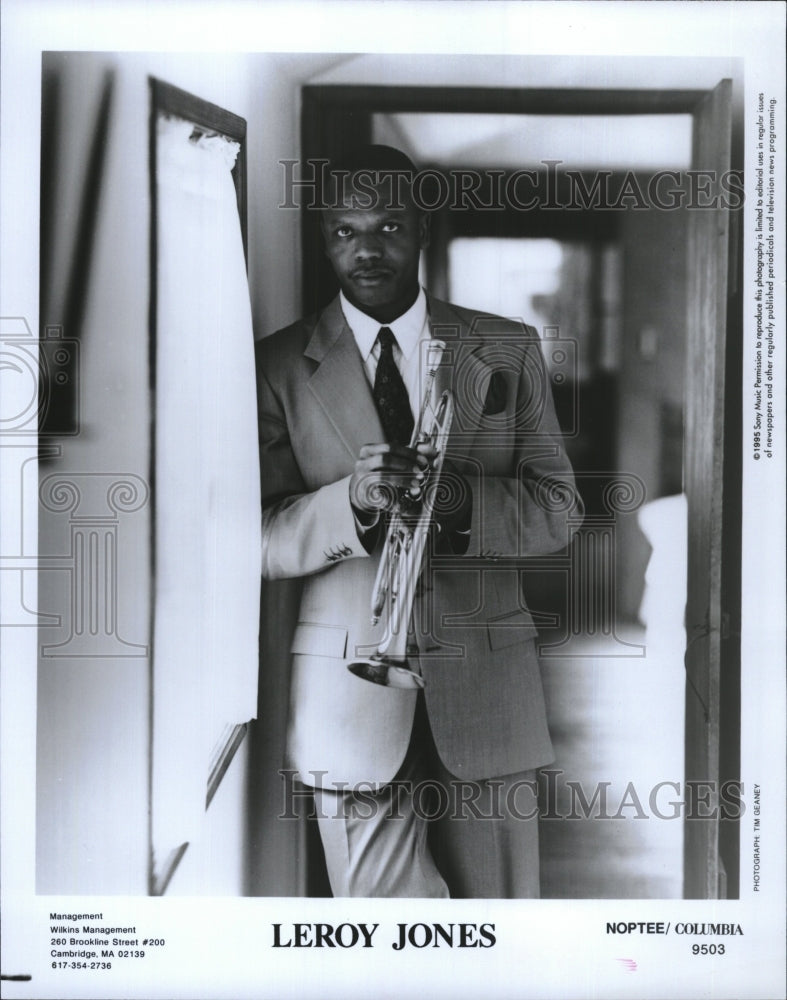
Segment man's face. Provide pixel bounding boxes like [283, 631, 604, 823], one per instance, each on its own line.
[321, 184, 429, 323]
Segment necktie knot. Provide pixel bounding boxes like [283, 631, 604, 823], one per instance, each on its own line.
[377, 326, 396, 351]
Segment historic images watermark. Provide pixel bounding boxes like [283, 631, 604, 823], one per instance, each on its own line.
[278, 769, 746, 823]
[0, 316, 149, 656]
[339, 320, 646, 662]
[278, 160, 745, 213]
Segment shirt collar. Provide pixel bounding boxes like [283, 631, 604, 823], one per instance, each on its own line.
[340, 287, 428, 361]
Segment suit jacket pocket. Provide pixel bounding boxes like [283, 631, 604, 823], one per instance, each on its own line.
[486, 608, 540, 651]
[291, 621, 348, 658]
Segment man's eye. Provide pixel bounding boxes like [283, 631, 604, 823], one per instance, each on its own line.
[381, 222, 400, 233]
[336, 226, 352, 238]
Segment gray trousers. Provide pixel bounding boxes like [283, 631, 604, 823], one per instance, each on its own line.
[312, 695, 541, 898]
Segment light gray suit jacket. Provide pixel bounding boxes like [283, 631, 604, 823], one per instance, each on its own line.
[256, 294, 581, 789]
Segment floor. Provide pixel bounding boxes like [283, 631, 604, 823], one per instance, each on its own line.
[539, 623, 685, 899]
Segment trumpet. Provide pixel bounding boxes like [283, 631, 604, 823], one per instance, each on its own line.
[347, 340, 454, 689]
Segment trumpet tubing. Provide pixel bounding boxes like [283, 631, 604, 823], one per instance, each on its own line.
[348, 341, 454, 690]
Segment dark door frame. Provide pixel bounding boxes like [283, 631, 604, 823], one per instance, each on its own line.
[301, 83, 709, 314]
[300, 79, 743, 899]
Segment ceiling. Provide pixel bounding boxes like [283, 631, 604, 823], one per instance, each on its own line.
[373, 112, 693, 170]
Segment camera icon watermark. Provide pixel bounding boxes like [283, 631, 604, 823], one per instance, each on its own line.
[1, 316, 148, 654]
[391, 469, 646, 662]
[425, 315, 579, 441]
[0, 318, 79, 438]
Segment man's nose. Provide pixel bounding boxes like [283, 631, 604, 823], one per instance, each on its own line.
[354, 233, 383, 260]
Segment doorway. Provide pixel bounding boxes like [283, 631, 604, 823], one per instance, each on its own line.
[300, 79, 742, 898]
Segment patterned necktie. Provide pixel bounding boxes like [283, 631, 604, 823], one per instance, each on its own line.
[373, 327, 414, 446]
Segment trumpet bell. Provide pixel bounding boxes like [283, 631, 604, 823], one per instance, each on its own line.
[347, 658, 425, 689]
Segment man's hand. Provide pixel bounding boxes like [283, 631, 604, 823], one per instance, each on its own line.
[349, 440, 472, 554]
[349, 442, 429, 514]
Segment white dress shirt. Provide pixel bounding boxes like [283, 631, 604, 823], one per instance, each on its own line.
[339, 287, 469, 544]
[339, 287, 431, 421]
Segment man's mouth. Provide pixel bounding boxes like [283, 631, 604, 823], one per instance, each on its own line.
[352, 268, 393, 283]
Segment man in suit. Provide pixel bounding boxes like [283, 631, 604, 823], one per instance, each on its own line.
[256, 145, 581, 897]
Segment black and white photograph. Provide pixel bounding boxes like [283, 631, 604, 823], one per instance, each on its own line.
[1, 2, 784, 998]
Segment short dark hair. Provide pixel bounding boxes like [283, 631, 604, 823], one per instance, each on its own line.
[321, 144, 421, 212]
[328, 144, 418, 177]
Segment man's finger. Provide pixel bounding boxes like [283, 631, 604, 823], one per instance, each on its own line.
[359, 442, 419, 461]
[414, 444, 437, 468]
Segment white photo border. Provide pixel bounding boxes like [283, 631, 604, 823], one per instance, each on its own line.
[1, 2, 784, 998]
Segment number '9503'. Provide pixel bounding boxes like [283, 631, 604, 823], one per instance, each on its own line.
[692, 943, 725, 955]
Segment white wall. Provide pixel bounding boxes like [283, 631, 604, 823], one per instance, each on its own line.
[35, 51, 342, 895]
[37, 51, 155, 894]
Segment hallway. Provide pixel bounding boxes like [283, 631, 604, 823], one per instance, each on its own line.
[540, 626, 685, 898]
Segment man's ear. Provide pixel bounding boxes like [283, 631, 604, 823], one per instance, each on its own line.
[418, 212, 431, 250]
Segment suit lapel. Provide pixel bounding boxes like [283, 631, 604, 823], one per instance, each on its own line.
[427, 295, 496, 449]
[305, 294, 498, 462]
[305, 297, 385, 460]
[425, 295, 461, 403]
